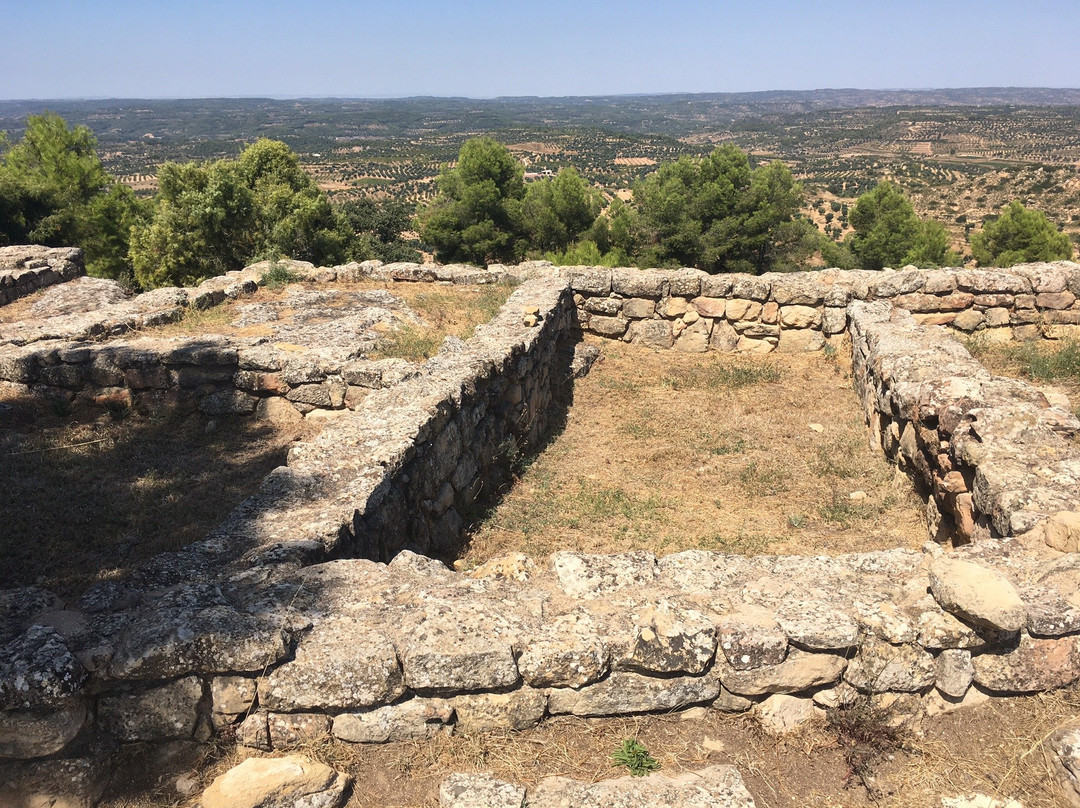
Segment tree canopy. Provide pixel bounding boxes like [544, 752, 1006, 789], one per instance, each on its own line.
[847, 181, 959, 269]
[130, 139, 351, 288]
[630, 145, 805, 274]
[0, 113, 143, 280]
[971, 200, 1073, 267]
[418, 137, 527, 265]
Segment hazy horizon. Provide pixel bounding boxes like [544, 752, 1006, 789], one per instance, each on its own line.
[3, 0, 1078, 100]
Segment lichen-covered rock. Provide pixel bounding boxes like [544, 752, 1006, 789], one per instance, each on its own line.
[440, 773, 527, 808]
[844, 640, 935, 693]
[928, 557, 1026, 632]
[775, 601, 858, 651]
[716, 610, 788, 670]
[108, 592, 290, 680]
[0, 625, 87, 709]
[0, 755, 111, 808]
[552, 551, 658, 599]
[268, 713, 332, 748]
[548, 671, 719, 716]
[756, 694, 818, 735]
[199, 755, 350, 808]
[623, 601, 716, 675]
[333, 699, 453, 744]
[261, 616, 403, 711]
[517, 613, 608, 688]
[1046, 722, 1080, 808]
[935, 649, 974, 699]
[973, 635, 1080, 693]
[98, 676, 203, 742]
[527, 764, 756, 808]
[211, 675, 258, 716]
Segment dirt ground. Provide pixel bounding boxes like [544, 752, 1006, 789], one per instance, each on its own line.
[97, 686, 1080, 808]
[0, 406, 313, 598]
[462, 337, 927, 565]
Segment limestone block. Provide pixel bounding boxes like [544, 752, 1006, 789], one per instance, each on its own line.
[1045, 722, 1080, 808]
[661, 297, 689, 318]
[771, 275, 826, 305]
[779, 305, 821, 329]
[610, 268, 663, 297]
[400, 609, 521, 694]
[200, 755, 350, 808]
[628, 319, 673, 349]
[718, 648, 846, 696]
[98, 677, 203, 742]
[621, 298, 656, 319]
[716, 610, 789, 670]
[731, 275, 771, 301]
[843, 640, 935, 693]
[547, 671, 719, 716]
[211, 676, 257, 716]
[775, 601, 858, 650]
[725, 298, 762, 321]
[710, 320, 738, 352]
[588, 315, 629, 338]
[1038, 290, 1077, 310]
[199, 389, 258, 415]
[552, 551, 658, 599]
[517, 614, 608, 688]
[973, 635, 1080, 693]
[951, 309, 985, 332]
[261, 616, 404, 711]
[756, 694, 818, 735]
[527, 764, 756, 808]
[735, 336, 776, 353]
[333, 699, 453, 744]
[700, 274, 734, 297]
[621, 601, 716, 675]
[674, 319, 711, 353]
[761, 300, 780, 324]
[935, 649, 974, 699]
[1045, 511, 1080, 553]
[892, 291, 974, 312]
[440, 773, 527, 808]
[268, 713, 332, 748]
[691, 296, 727, 318]
[928, 557, 1026, 632]
[584, 296, 622, 316]
[0, 703, 86, 759]
[451, 688, 547, 732]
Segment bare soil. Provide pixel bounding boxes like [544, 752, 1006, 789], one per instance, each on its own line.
[462, 337, 927, 564]
[0, 405, 313, 598]
[98, 687, 1080, 808]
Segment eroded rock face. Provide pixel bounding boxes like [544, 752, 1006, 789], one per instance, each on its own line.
[440, 773, 527, 808]
[973, 635, 1080, 693]
[547, 671, 720, 716]
[526, 765, 757, 808]
[98, 676, 203, 742]
[199, 755, 351, 808]
[1046, 722, 1080, 808]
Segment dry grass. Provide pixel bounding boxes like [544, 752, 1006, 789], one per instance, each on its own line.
[143, 279, 518, 362]
[461, 337, 926, 564]
[96, 689, 1080, 808]
[966, 333, 1080, 407]
[0, 407, 312, 598]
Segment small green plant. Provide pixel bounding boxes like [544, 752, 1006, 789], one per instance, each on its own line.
[787, 513, 807, 528]
[259, 261, 304, 290]
[612, 738, 660, 777]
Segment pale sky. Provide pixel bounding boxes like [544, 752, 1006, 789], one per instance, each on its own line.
[3, 0, 1077, 99]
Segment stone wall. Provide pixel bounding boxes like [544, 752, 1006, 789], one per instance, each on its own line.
[567, 261, 1080, 353]
[0, 246, 84, 305]
[4, 256, 1080, 791]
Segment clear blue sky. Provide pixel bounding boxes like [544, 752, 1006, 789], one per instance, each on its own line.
[3, 0, 1076, 99]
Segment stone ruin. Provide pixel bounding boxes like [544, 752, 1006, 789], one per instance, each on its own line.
[3, 246, 1080, 807]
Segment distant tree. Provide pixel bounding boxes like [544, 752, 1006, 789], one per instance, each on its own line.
[633, 145, 804, 273]
[520, 167, 600, 253]
[0, 113, 144, 280]
[130, 139, 351, 288]
[417, 137, 526, 264]
[971, 200, 1073, 267]
[337, 197, 420, 263]
[848, 181, 959, 269]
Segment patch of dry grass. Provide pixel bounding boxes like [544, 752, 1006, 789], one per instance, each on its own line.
[462, 337, 926, 564]
[966, 333, 1080, 408]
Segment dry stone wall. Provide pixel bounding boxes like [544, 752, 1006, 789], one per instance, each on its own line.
[0, 246, 84, 306]
[567, 261, 1080, 352]
[4, 253, 1080, 805]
